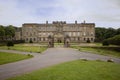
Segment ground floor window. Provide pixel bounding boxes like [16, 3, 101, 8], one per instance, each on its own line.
[34, 38, 36, 41]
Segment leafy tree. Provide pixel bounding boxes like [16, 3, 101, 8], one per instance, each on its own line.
[0, 25, 5, 40]
[95, 27, 120, 42]
[95, 27, 106, 42]
[5, 25, 15, 40]
[107, 34, 120, 45]
[104, 28, 116, 39]
[116, 28, 120, 35]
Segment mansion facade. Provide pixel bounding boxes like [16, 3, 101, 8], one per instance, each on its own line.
[15, 21, 95, 43]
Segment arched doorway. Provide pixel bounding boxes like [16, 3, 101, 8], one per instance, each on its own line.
[48, 35, 54, 48]
[64, 35, 70, 47]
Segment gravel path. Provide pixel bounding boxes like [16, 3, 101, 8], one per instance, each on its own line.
[0, 48, 120, 80]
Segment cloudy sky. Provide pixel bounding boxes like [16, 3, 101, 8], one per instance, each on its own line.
[0, 0, 120, 28]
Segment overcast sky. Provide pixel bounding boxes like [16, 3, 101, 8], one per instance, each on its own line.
[0, 0, 120, 28]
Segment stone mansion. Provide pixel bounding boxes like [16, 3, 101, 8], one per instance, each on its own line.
[15, 21, 95, 43]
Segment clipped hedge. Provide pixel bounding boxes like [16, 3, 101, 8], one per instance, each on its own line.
[83, 46, 120, 52]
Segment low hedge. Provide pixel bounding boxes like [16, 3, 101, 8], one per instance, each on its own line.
[83, 46, 120, 52]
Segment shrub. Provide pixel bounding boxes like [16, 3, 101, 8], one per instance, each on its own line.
[7, 41, 14, 47]
[107, 34, 120, 46]
[102, 40, 109, 46]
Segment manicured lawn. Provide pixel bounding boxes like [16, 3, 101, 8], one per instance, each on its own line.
[0, 44, 47, 53]
[8, 60, 120, 80]
[0, 52, 33, 65]
[71, 46, 120, 58]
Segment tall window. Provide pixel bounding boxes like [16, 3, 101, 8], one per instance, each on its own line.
[83, 32, 86, 36]
[34, 38, 36, 41]
[78, 32, 80, 36]
[39, 38, 41, 41]
[69, 32, 71, 36]
[73, 32, 76, 36]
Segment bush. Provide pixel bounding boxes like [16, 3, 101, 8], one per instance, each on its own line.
[7, 41, 14, 47]
[102, 40, 109, 46]
[107, 34, 120, 46]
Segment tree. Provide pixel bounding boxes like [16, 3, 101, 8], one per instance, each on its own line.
[95, 27, 120, 42]
[0, 25, 5, 40]
[104, 28, 116, 39]
[107, 34, 120, 45]
[5, 25, 15, 40]
[116, 28, 120, 35]
[95, 27, 106, 42]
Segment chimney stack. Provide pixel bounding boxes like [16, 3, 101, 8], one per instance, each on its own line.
[46, 21, 48, 24]
[75, 20, 77, 24]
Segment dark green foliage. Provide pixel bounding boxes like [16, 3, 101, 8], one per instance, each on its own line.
[90, 46, 120, 52]
[7, 41, 14, 47]
[102, 40, 109, 46]
[5, 25, 15, 37]
[107, 34, 120, 46]
[95, 27, 120, 42]
[0, 25, 5, 38]
[0, 25, 19, 41]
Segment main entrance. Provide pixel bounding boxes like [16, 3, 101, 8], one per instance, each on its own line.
[48, 33, 70, 48]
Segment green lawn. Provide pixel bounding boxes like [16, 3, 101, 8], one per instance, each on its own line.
[8, 60, 120, 80]
[0, 52, 33, 65]
[0, 44, 47, 53]
[71, 46, 120, 58]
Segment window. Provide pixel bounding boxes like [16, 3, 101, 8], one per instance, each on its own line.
[83, 32, 86, 36]
[34, 38, 36, 41]
[73, 32, 76, 36]
[69, 32, 71, 36]
[26, 32, 28, 35]
[41, 38, 43, 41]
[76, 38, 78, 41]
[39, 38, 41, 41]
[84, 38, 86, 41]
[78, 32, 80, 36]
[91, 32, 93, 36]
[91, 38, 93, 41]
[34, 32, 36, 35]
[43, 38, 45, 41]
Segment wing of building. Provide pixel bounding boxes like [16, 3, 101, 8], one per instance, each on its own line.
[15, 21, 95, 43]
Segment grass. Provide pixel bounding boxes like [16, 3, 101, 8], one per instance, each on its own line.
[0, 44, 47, 53]
[0, 52, 33, 65]
[8, 60, 120, 80]
[71, 46, 120, 58]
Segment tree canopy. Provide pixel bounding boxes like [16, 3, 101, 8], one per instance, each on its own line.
[0, 25, 16, 40]
[95, 27, 120, 42]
